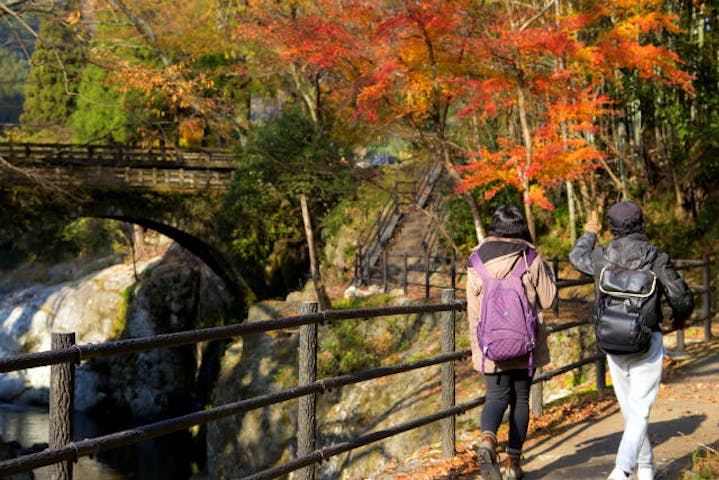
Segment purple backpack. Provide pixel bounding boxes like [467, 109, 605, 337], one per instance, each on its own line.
[470, 249, 538, 373]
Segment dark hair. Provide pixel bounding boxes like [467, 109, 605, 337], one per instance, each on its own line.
[488, 205, 532, 241]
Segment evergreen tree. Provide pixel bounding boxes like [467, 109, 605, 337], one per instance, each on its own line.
[20, 0, 86, 140]
[70, 64, 135, 144]
[0, 46, 28, 126]
[0, 10, 36, 130]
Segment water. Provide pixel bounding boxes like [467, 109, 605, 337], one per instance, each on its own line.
[0, 403, 198, 479]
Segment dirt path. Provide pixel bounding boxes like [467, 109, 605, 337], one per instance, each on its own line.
[520, 337, 719, 479]
[368, 332, 719, 480]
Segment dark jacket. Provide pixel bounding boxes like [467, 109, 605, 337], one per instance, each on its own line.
[569, 232, 694, 329]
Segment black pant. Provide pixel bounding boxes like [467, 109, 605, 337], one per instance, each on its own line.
[481, 369, 533, 451]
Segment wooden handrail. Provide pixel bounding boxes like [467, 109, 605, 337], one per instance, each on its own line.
[0, 142, 237, 191]
[0, 259, 712, 479]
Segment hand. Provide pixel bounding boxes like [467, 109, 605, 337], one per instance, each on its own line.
[584, 210, 601, 235]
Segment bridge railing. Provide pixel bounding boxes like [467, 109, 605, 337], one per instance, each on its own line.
[0, 142, 237, 190]
[0, 142, 236, 167]
[0, 258, 712, 479]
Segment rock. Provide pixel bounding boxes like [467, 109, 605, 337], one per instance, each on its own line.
[0, 263, 144, 406]
[206, 297, 444, 479]
[0, 244, 232, 420]
[343, 284, 382, 299]
[206, 331, 298, 478]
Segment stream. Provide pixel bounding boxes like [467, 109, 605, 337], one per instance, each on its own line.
[0, 402, 197, 479]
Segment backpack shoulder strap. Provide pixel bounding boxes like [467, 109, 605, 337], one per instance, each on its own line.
[510, 248, 537, 278]
[471, 248, 537, 280]
[469, 251, 491, 281]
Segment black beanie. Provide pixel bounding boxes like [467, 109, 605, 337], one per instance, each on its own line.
[607, 201, 644, 236]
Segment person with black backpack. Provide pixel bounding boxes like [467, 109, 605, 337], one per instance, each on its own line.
[466, 205, 557, 480]
[569, 201, 694, 480]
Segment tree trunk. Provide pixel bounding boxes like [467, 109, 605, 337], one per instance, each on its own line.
[300, 194, 331, 310]
[578, 178, 593, 219]
[434, 124, 487, 244]
[465, 191, 486, 243]
[616, 120, 632, 201]
[441, 148, 486, 243]
[516, 84, 537, 241]
[522, 192, 536, 243]
[566, 179, 577, 244]
[668, 160, 687, 219]
[290, 64, 319, 127]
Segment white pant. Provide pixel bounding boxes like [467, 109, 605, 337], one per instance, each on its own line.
[607, 331, 664, 473]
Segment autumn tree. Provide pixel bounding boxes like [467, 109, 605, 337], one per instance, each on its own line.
[353, 0, 491, 241]
[56, 0, 248, 145]
[235, 1, 495, 241]
[452, 0, 693, 240]
[234, 0, 373, 142]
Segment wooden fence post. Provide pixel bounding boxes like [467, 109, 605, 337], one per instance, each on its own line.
[50, 332, 75, 480]
[403, 255, 408, 296]
[530, 367, 543, 417]
[440, 289, 456, 458]
[424, 250, 430, 299]
[297, 301, 318, 480]
[703, 255, 712, 342]
[552, 257, 560, 318]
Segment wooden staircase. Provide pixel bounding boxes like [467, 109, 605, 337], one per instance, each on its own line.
[353, 162, 446, 290]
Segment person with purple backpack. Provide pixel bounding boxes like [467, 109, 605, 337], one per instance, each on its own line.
[466, 205, 557, 480]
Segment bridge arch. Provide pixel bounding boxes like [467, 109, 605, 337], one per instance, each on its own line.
[98, 214, 254, 303]
[1, 141, 255, 305]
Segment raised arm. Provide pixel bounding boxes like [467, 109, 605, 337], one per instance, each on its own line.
[569, 232, 599, 277]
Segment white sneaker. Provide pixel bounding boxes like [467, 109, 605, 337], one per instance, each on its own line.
[607, 467, 631, 480]
[637, 465, 654, 480]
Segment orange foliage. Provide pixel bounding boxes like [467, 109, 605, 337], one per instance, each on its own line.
[178, 118, 206, 148]
[453, 0, 693, 208]
[80, 0, 694, 196]
[83, 0, 238, 140]
[233, 0, 693, 210]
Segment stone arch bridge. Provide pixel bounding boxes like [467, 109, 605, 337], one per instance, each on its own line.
[0, 141, 255, 303]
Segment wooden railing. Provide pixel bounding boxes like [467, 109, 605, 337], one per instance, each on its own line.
[354, 162, 443, 286]
[0, 142, 237, 190]
[0, 258, 712, 479]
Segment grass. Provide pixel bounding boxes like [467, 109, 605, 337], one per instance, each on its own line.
[681, 444, 719, 479]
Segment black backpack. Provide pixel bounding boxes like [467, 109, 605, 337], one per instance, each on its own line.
[595, 263, 660, 355]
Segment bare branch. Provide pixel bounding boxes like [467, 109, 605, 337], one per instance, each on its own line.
[0, 154, 85, 203]
[0, 1, 39, 39]
[597, 132, 632, 194]
[519, 0, 557, 32]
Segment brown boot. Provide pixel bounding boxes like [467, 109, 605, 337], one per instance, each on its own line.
[502, 449, 523, 480]
[476, 432, 501, 480]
